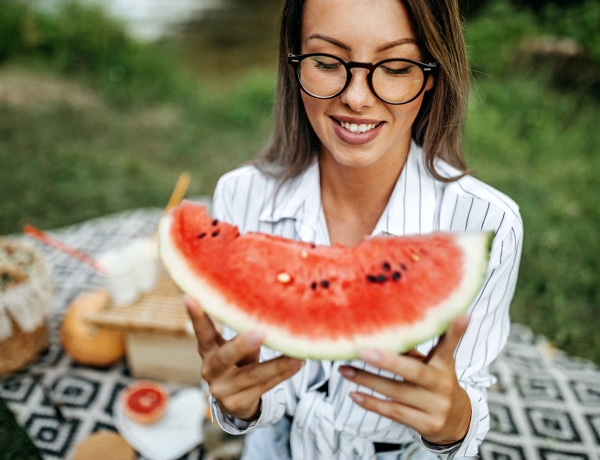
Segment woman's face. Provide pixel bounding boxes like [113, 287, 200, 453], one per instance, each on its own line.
[300, 0, 433, 170]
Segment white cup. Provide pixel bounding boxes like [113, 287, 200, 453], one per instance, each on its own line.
[98, 249, 139, 306]
[128, 237, 159, 293]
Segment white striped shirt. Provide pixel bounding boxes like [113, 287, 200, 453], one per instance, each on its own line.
[210, 141, 523, 459]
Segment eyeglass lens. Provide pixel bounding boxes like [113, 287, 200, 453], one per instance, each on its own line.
[297, 55, 427, 104]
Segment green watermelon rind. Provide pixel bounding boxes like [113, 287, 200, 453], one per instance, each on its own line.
[159, 212, 492, 360]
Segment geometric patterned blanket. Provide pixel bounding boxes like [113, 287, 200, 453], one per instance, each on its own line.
[483, 325, 600, 460]
[1, 208, 599, 459]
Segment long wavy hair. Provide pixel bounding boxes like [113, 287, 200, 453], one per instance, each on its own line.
[255, 0, 470, 182]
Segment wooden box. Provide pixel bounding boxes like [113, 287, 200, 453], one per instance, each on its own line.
[87, 275, 202, 384]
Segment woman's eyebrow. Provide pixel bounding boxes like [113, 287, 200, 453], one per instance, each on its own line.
[306, 33, 350, 50]
[377, 38, 418, 52]
[305, 34, 418, 53]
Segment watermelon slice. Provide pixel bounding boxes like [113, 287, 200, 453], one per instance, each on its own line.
[159, 201, 491, 360]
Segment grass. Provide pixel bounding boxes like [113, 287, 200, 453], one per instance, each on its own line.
[0, 64, 275, 232]
[465, 77, 600, 362]
[1, 0, 598, 364]
[0, 0, 598, 456]
[463, 0, 600, 363]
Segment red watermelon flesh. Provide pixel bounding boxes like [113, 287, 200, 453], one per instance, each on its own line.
[159, 200, 491, 359]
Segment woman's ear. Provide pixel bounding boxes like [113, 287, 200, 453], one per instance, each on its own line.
[425, 74, 435, 92]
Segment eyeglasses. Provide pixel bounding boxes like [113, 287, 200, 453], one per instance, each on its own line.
[288, 53, 437, 105]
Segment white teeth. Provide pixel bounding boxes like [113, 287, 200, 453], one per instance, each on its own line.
[339, 121, 378, 133]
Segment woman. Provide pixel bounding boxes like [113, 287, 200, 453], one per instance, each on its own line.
[185, 0, 523, 458]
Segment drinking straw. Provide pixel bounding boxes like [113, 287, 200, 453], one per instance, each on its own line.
[23, 225, 107, 274]
[164, 171, 191, 215]
[152, 171, 192, 243]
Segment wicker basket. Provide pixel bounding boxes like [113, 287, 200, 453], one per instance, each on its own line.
[0, 237, 53, 375]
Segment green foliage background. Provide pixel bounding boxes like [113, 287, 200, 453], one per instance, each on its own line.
[0, 0, 599, 368]
[463, 0, 600, 364]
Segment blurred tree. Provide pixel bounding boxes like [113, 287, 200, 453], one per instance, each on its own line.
[459, 0, 587, 17]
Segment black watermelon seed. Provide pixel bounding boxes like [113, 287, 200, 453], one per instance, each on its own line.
[377, 275, 387, 283]
[197, 232, 206, 238]
[400, 263, 407, 271]
[382, 262, 391, 271]
[211, 230, 220, 237]
[392, 271, 401, 281]
[212, 219, 219, 226]
[321, 280, 330, 288]
[367, 275, 378, 283]
[311, 282, 318, 290]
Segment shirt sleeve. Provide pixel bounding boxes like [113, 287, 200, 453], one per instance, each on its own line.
[209, 340, 292, 435]
[209, 384, 286, 435]
[430, 212, 523, 457]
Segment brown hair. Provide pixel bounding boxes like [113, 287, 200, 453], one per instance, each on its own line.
[256, 0, 469, 182]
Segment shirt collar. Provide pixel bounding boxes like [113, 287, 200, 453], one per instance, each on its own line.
[258, 141, 439, 241]
[258, 160, 323, 243]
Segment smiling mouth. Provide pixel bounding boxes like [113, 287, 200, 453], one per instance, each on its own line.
[338, 120, 383, 133]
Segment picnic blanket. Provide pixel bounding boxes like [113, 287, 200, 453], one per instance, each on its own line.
[1, 207, 598, 459]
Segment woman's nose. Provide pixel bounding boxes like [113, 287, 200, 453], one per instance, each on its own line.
[340, 69, 377, 111]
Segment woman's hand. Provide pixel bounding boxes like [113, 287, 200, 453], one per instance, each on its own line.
[185, 295, 305, 421]
[339, 315, 472, 445]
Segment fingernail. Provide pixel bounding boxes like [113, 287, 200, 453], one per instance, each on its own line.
[359, 350, 381, 364]
[350, 392, 364, 404]
[246, 331, 265, 346]
[287, 357, 305, 369]
[183, 295, 193, 316]
[339, 366, 356, 379]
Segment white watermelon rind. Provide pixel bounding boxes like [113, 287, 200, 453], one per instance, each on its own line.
[159, 213, 492, 360]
